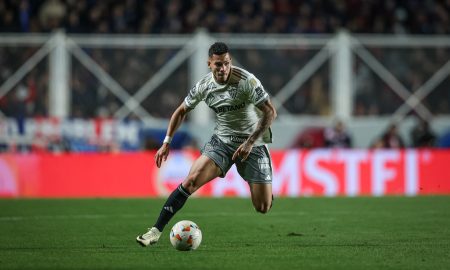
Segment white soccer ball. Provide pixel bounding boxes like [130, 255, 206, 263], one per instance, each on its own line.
[169, 220, 202, 251]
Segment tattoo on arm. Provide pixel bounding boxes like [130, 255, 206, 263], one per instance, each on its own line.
[247, 100, 276, 144]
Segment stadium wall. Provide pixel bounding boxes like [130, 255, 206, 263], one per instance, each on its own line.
[0, 149, 449, 198]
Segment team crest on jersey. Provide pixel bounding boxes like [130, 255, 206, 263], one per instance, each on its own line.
[229, 87, 239, 99]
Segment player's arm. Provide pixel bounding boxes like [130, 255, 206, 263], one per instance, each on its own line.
[155, 102, 192, 168]
[249, 99, 277, 145]
[232, 99, 277, 161]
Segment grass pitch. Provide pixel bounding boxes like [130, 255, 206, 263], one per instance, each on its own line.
[1, 196, 449, 270]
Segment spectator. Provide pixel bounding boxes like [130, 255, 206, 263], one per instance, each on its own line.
[39, 0, 66, 31]
[18, 0, 31, 32]
[410, 117, 436, 147]
[324, 120, 352, 148]
[0, 0, 447, 35]
[291, 127, 325, 149]
[1, 9, 20, 32]
[371, 123, 405, 148]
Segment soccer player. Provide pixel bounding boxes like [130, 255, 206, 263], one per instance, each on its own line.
[136, 42, 277, 246]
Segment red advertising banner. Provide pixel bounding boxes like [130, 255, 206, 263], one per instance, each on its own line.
[0, 149, 449, 198]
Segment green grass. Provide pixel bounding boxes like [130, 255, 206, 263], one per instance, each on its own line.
[1, 196, 449, 270]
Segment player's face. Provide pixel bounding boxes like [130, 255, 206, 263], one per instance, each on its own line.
[208, 53, 232, 84]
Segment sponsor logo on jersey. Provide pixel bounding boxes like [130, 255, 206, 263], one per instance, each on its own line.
[212, 102, 245, 113]
[229, 135, 248, 143]
[255, 87, 265, 99]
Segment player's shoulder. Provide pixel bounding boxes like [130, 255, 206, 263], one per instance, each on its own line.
[195, 72, 214, 91]
[231, 66, 252, 81]
[231, 66, 263, 90]
[230, 66, 260, 88]
[197, 72, 213, 86]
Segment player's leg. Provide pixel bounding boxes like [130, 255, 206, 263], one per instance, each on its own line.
[181, 154, 222, 194]
[153, 155, 221, 230]
[235, 144, 273, 213]
[136, 155, 221, 246]
[249, 182, 273, 214]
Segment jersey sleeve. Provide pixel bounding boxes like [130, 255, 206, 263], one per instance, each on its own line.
[184, 83, 203, 109]
[247, 75, 269, 105]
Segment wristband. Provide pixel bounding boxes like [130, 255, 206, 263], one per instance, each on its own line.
[163, 136, 172, 144]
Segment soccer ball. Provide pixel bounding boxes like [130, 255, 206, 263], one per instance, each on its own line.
[169, 220, 202, 251]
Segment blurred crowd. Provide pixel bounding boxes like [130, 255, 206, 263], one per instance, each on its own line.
[0, 0, 449, 151]
[1, 0, 449, 34]
[293, 117, 450, 149]
[1, 1, 449, 117]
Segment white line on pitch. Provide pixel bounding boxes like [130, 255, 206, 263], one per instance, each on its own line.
[0, 211, 308, 221]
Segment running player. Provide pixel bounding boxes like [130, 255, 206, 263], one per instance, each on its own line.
[137, 42, 277, 246]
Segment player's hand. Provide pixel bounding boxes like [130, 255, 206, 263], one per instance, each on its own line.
[155, 143, 170, 168]
[232, 141, 253, 162]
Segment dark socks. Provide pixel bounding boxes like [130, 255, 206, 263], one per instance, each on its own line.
[154, 184, 191, 232]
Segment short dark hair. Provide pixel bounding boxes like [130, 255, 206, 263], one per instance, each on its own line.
[208, 42, 229, 57]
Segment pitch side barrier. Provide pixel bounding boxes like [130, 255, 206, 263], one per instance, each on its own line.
[0, 149, 449, 198]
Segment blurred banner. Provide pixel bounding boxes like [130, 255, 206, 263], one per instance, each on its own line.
[0, 117, 193, 151]
[0, 149, 449, 198]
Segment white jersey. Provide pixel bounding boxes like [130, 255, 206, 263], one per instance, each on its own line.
[185, 66, 272, 146]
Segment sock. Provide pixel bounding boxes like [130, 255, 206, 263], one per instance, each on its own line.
[154, 184, 191, 232]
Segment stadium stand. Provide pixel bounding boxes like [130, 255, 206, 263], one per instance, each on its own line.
[0, 0, 448, 35]
[0, 0, 449, 151]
